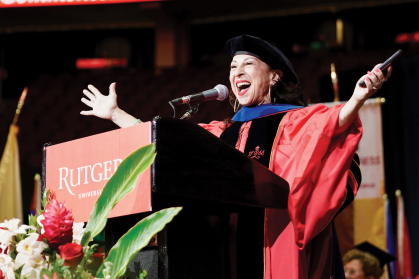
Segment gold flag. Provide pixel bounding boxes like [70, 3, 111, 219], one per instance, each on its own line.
[0, 124, 23, 221]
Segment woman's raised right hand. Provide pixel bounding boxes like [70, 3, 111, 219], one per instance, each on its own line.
[80, 82, 118, 120]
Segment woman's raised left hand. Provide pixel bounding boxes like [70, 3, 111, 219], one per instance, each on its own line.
[338, 64, 392, 128]
[352, 64, 392, 103]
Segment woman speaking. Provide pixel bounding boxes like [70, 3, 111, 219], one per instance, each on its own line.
[81, 35, 391, 279]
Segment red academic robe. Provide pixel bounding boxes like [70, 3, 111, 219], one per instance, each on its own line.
[200, 104, 362, 279]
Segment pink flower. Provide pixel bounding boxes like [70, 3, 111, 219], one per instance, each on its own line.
[38, 199, 73, 251]
[59, 243, 84, 269]
[0, 269, 4, 279]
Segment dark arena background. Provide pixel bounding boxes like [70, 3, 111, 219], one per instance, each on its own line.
[0, 0, 418, 276]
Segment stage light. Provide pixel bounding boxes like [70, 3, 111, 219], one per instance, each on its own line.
[395, 32, 419, 44]
[76, 58, 127, 70]
[395, 33, 410, 44]
[310, 41, 322, 50]
[336, 19, 343, 46]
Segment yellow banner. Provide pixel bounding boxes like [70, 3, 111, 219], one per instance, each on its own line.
[0, 124, 23, 221]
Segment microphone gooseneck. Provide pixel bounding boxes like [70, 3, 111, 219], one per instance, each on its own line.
[170, 84, 229, 106]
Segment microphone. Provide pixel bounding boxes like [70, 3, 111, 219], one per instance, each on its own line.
[170, 84, 229, 106]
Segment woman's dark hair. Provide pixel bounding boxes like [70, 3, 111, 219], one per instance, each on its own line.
[229, 79, 307, 111]
[270, 79, 306, 106]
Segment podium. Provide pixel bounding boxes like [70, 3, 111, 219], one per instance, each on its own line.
[43, 117, 289, 279]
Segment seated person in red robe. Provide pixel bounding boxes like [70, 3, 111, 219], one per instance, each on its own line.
[81, 35, 391, 279]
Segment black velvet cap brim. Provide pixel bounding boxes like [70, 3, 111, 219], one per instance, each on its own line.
[354, 241, 396, 267]
[225, 34, 299, 84]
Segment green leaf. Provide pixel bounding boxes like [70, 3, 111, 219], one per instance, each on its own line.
[96, 207, 182, 279]
[28, 214, 40, 231]
[28, 214, 36, 227]
[42, 189, 50, 208]
[81, 144, 156, 247]
[138, 269, 148, 279]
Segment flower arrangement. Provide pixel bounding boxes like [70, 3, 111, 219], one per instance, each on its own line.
[0, 144, 181, 279]
[0, 191, 98, 279]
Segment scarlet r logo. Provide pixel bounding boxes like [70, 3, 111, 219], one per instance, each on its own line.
[248, 146, 265, 159]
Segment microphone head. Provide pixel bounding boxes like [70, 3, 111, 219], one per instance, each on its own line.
[214, 84, 229, 101]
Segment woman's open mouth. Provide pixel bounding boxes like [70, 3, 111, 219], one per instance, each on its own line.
[236, 81, 251, 96]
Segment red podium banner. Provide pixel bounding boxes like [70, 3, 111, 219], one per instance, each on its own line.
[0, 0, 158, 8]
[45, 122, 152, 222]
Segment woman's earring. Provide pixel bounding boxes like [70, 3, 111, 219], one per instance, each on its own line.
[234, 98, 240, 112]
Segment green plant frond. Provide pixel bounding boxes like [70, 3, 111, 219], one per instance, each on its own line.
[81, 144, 156, 247]
[42, 189, 50, 208]
[96, 207, 182, 279]
[28, 215, 37, 227]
